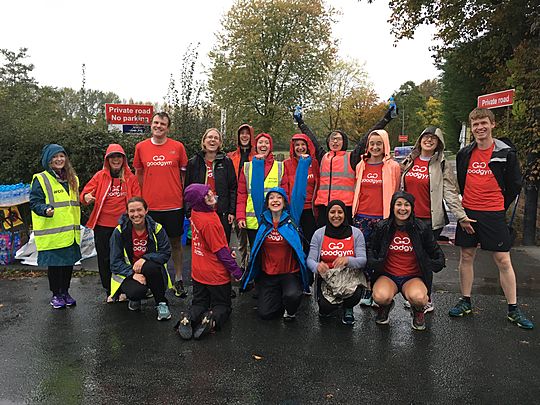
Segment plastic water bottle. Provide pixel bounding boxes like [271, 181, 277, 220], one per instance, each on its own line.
[389, 97, 398, 119]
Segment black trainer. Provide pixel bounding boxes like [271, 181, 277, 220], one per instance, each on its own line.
[193, 311, 214, 340]
[375, 300, 395, 325]
[175, 312, 193, 340]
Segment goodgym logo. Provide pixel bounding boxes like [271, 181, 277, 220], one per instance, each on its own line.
[406, 164, 429, 180]
[468, 161, 492, 175]
[133, 238, 147, 252]
[362, 172, 382, 184]
[389, 236, 413, 252]
[147, 155, 173, 167]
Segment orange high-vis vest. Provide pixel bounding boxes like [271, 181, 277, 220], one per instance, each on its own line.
[315, 151, 356, 206]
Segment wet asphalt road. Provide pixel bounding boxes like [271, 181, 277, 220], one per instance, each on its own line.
[1, 245, 539, 404]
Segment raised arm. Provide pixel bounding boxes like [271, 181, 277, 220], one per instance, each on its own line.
[350, 105, 396, 169]
[290, 155, 311, 224]
[294, 109, 325, 163]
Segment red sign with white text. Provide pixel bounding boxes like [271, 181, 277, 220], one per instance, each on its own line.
[105, 104, 154, 125]
[399, 135, 408, 142]
[477, 89, 515, 109]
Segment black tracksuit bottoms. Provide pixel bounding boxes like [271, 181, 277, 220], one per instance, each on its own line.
[93, 225, 115, 295]
[189, 280, 232, 330]
[120, 260, 167, 305]
[48, 266, 73, 295]
[256, 272, 303, 320]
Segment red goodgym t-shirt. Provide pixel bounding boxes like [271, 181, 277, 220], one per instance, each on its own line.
[97, 178, 128, 227]
[384, 230, 421, 277]
[190, 210, 231, 285]
[356, 163, 383, 216]
[404, 157, 431, 219]
[462, 144, 504, 211]
[319, 235, 355, 268]
[131, 228, 148, 262]
[261, 224, 299, 275]
[133, 138, 188, 211]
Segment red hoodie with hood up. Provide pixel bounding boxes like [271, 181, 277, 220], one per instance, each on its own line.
[236, 133, 279, 222]
[81, 144, 141, 229]
[227, 124, 256, 178]
[281, 133, 320, 210]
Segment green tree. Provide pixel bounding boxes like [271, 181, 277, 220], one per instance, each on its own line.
[165, 44, 219, 156]
[368, 0, 539, 172]
[209, 0, 337, 139]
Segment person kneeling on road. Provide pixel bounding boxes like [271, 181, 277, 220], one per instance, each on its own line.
[109, 197, 173, 321]
[241, 154, 311, 321]
[368, 191, 445, 330]
[176, 184, 243, 340]
[307, 200, 367, 325]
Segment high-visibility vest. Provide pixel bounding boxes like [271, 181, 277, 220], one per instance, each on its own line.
[244, 160, 283, 229]
[315, 151, 356, 206]
[31, 171, 81, 251]
[110, 223, 173, 297]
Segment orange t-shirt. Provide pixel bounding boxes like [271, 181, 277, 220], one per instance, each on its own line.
[462, 145, 504, 211]
[96, 178, 128, 227]
[133, 138, 188, 211]
[190, 210, 231, 285]
[384, 230, 421, 277]
[356, 163, 383, 217]
[403, 157, 431, 219]
[261, 224, 299, 275]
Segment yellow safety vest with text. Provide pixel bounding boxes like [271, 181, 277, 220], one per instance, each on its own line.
[110, 223, 173, 297]
[244, 160, 283, 229]
[31, 171, 81, 251]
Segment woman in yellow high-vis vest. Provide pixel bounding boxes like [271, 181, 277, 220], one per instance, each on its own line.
[30, 144, 81, 309]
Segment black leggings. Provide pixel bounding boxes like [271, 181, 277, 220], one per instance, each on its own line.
[93, 225, 115, 295]
[48, 266, 73, 295]
[121, 261, 167, 305]
[317, 277, 363, 315]
[190, 280, 232, 330]
[256, 272, 303, 320]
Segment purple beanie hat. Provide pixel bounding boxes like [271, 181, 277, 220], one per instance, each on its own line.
[184, 184, 214, 212]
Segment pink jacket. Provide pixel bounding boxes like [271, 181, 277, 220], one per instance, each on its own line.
[352, 130, 400, 218]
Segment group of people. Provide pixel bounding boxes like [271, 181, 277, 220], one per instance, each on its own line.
[29, 106, 534, 341]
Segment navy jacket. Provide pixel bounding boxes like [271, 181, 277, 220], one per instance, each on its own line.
[109, 213, 171, 278]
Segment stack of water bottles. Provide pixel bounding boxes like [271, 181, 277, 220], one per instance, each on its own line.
[0, 183, 31, 207]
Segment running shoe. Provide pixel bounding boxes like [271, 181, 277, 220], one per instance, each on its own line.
[283, 310, 296, 322]
[175, 312, 193, 340]
[194, 311, 214, 339]
[404, 300, 434, 313]
[128, 300, 141, 311]
[448, 298, 472, 317]
[507, 308, 534, 329]
[375, 300, 395, 325]
[342, 308, 355, 325]
[156, 302, 171, 321]
[50, 295, 66, 309]
[412, 307, 426, 330]
[174, 280, 187, 298]
[359, 289, 373, 306]
[62, 291, 76, 306]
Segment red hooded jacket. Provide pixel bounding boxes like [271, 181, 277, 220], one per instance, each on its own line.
[236, 133, 279, 222]
[281, 133, 320, 210]
[227, 124, 256, 178]
[81, 144, 141, 229]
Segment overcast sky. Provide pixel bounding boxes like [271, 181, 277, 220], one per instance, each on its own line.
[2, 0, 439, 104]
